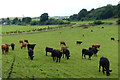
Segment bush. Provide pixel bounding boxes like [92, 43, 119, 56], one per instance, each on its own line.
[93, 20, 104, 25]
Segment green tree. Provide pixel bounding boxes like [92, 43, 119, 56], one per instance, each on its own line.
[40, 13, 49, 22]
[22, 17, 32, 24]
[12, 17, 19, 24]
[77, 9, 88, 20]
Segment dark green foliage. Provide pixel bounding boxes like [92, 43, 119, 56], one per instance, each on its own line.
[22, 17, 32, 24]
[116, 19, 120, 25]
[93, 20, 104, 25]
[40, 13, 49, 22]
[69, 4, 119, 21]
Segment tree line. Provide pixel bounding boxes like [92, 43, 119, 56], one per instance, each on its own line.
[0, 13, 70, 25]
[69, 4, 119, 21]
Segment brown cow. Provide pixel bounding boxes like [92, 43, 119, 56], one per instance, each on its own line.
[61, 46, 68, 50]
[19, 40, 23, 43]
[92, 44, 100, 48]
[1, 44, 10, 54]
[21, 42, 28, 49]
[60, 41, 66, 46]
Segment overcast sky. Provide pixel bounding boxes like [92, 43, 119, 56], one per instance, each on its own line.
[0, 0, 119, 18]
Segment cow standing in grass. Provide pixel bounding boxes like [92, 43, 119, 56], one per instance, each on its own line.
[21, 42, 28, 49]
[51, 49, 63, 63]
[1, 44, 10, 54]
[45, 47, 53, 56]
[28, 48, 34, 60]
[99, 57, 112, 76]
[82, 49, 94, 60]
[92, 44, 100, 48]
[62, 48, 70, 59]
[11, 43, 15, 50]
[89, 47, 99, 56]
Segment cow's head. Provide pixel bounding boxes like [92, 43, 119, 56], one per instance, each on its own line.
[106, 70, 112, 76]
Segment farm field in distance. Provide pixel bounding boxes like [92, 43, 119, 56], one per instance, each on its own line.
[2, 22, 118, 78]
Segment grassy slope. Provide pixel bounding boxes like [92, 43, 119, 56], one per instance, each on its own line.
[2, 24, 118, 78]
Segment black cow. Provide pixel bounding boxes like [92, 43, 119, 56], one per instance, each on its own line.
[24, 40, 29, 43]
[45, 47, 53, 56]
[51, 50, 63, 62]
[60, 41, 66, 46]
[89, 47, 99, 56]
[27, 44, 36, 50]
[76, 41, 82, 45]
[99, 57, 112, 76]
[11, 43, 15, 50]
[28, 48, 34, 60]
[111, 37, 115, 41]
[62, 48, 70, 59]
[82, 49, 94, 60]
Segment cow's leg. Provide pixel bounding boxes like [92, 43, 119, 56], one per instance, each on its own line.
[89, 56, 91, 60]
[99, 65, 101, 72]
[82, 53, 84, 59]
[56, 57, 58, 62]
[53, 57, 55, 61]
[63, 53, 64, 58]
[102, 67, 105, 74]
[84, 54, 86, 59]
[46, 51, 47, 56]
[59, 58, 61, 63]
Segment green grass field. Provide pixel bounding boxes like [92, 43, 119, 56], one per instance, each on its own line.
[2, 24, 118, 78]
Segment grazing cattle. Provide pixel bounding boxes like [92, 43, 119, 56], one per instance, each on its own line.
[99, 57, 112, 76]
[24, 40, 29, 43]
[92, 44, 100, 48]
[51, 50, 63, 62]
[21, 42, 28, 49]
[1, 44, 10, 54]
[89, 47, 99, 56]
[28, 48, 34, 60]
[27, 44, 36, 50]
[19, 40, 23, 43]
[11, 43, 15, 50]
[82, 49, 94, 60]
[76, 41, 82, 45]
[45, 47, 53, 56]
[111, 37, 115, 41]
[60, 41, 66, 46]
[62, 48, 70, 59]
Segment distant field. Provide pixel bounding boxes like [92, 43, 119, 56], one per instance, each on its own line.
[2, 24, 118, 78]
[1, 25, 59, 33]
[71, 18, 118, 24]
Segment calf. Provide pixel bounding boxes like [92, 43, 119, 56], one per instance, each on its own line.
[92, 44, 100, 48]
[89, 47, 99, 56]
[62, 48, 70, 59]
[45, 47, 53, 56]
[19, 40, 23, 43]
[82, 49, 94, 60]
[60, 41, 66, 46]
[99, 57, 112, 76]
[76, 41, 82, 45]
[51, 50, 63, 63]
[28, 48, 34, 60]
[11, 43, 15, 50]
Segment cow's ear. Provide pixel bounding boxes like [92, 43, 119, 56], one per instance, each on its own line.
[109, 70, 112, 72]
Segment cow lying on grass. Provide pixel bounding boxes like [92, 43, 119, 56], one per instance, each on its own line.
[99, 57, 112, 76]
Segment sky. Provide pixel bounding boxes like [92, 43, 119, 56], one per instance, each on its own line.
[0, 0, 119, 18]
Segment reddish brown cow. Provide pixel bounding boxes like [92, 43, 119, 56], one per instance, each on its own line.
[60, 41, 66, 46]
[19, 40, 23, 43]
[92, 44, 100, 48]
[1, 44, 10, 54]
[21, 42, 28, 49]
[53, 49, 62, 51]
[61, 46, 68, 50]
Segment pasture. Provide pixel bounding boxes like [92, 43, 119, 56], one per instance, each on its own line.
[2, 24, 118, 78]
